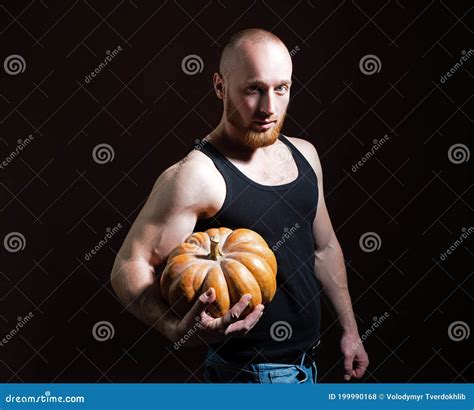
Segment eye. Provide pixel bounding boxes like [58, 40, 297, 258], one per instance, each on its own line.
[246, 85, 261, 94]
[275, 85, 289, 94]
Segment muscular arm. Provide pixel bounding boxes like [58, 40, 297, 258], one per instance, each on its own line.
[290, 138, 358, 333]
[111, 153, 264, 345]
[310, 154, 358, 334]
[289, 137, 368, 380]
[110, 157, 218, 341]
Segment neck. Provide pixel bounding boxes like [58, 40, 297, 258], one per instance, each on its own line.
[207, 123, 260, 161]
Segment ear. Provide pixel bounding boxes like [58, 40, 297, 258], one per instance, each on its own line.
[213, 72, 225, 100]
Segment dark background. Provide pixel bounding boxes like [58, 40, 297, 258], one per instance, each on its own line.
[0, 0, 472, 383]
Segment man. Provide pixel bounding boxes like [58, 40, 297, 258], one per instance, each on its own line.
[111, 28, 369, 383]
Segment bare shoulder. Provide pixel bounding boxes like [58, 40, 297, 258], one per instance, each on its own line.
[284, 136, 321, 177]
[154, 149, 225, 219]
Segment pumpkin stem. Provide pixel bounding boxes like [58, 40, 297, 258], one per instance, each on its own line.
[209, 236, 222, 260]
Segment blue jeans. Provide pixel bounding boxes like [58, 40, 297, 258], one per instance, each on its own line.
[203, 349, 318, 383]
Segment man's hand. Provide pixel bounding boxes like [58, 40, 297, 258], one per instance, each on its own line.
[173, 288, 265, 345]
[340, 331, 369, 381]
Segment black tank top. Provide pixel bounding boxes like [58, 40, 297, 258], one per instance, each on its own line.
[193, 134, 321, 363]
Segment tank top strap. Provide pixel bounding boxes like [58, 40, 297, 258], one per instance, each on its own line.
[191, 138, 232, 175]
[280, 134, 318, 186]
[278, 134, 315, 177]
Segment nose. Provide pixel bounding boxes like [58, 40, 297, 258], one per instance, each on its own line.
[259, 92, 276, 117]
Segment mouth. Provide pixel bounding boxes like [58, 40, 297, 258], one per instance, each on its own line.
[253, 120, 277, 130]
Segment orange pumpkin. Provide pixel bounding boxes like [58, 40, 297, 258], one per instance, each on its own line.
[160, 227, 277, 318]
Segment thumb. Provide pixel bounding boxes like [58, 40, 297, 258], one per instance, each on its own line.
[344, 354, 354, 381]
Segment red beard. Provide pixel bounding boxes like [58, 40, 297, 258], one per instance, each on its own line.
[225, 97, 286, 149]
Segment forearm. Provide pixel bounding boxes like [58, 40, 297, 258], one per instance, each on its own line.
[130, 281, 179, 340]
[314, 241, 358, 334]
[111, 258, 179, 341]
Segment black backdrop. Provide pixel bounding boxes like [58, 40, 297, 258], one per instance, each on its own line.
[0, 0, 472, 383]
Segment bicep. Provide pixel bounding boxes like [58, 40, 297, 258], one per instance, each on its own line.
[126, 179, 198, 266]
[112, 169, 200, 300]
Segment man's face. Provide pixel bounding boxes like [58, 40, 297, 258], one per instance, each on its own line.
[219, 41, 292, 149]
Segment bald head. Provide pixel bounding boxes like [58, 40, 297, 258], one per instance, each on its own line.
[213, 29, 292, 150]
[219, 28, 291, 79]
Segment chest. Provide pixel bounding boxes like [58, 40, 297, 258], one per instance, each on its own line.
[231, 152, 299, 186]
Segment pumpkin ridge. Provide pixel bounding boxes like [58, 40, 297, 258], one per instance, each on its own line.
[223, 246, 277, 275]
[220, 258, 262, 306]
[223, 252, 276, 303]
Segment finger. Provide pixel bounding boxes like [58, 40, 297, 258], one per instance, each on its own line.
[343, 354, 355, 381]
[224, 304, 264, 335]
[216, 294, 252, 329]
[183, 288, 216, 322]
[353, 367, 367, 379]
[353, 357, 369, 379]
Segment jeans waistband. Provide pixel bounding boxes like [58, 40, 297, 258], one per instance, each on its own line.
[206, 340, 321, 368]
